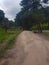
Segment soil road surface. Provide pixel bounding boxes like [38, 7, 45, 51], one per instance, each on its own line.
[0, 31, 49, 65]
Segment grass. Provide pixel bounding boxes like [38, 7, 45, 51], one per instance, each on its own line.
[0, 28, 21, 43]
[43, 32, 49, 36]
[5, 36, 16, 49]
[5, 30, 22, 49]
[0, 36, 16, 58]
[0, 28, 22, 58]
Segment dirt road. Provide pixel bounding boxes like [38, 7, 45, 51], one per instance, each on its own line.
[0, 31, 49, 65]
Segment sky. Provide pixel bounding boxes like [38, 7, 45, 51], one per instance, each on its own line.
[0, 0, 49, 21]
[0, 0, 21, 21]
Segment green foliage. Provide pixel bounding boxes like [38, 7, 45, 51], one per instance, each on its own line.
[0, 10, 4, 21]
[31, 26, 38, 30]
[5, 36, 16, 49]
[0, 9, 15, 31]
[15, 0, 49, 30]
[0, 29, 22, 57]
[0, 28, 20, 43]
[5, 30, 21, 49]
[31, 23, 49, 30]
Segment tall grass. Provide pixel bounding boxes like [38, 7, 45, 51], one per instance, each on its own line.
[0, 28, 22, 57]
[0, 28, 22, 43]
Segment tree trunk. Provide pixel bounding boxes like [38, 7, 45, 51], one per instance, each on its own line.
[38, 23, 42, 33]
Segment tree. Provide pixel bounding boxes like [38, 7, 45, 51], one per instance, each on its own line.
[20, 0, 42, 11]
[15, 0, 42, 29]
[15, 0, 49, 31]
[0, 9, 15, 31]
[0, 10, 5, 27]
[9, 20, 15, 29]
[0, 10, 4, 21]
[43, 0, 48, 3]
[2, 18, 9, 32]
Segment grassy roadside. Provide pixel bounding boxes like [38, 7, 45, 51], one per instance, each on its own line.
[43, 32, 49, 36]
[0, 29, 22, 58]
[5, 30, 22, 49]
[0, 28, 19, 43]
[0, 28, 20, 43]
